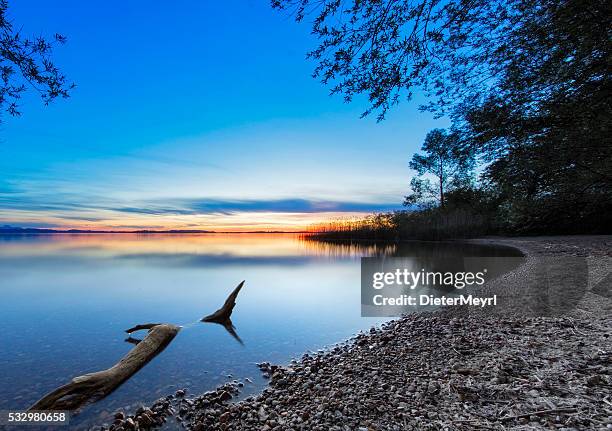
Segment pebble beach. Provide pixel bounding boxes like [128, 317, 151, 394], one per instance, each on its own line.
[96, 236, 612, 431]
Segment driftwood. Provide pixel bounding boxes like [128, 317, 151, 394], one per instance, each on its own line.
[28, 280, 245, 411]
[201, 280, 245, 344]
[29, 324, 180, 411]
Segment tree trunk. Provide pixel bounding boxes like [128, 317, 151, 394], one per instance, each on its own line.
[438, 158, 445, 208]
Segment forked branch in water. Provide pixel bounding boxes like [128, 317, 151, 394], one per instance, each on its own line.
[201, 280, 245, 323]
[201, 280, 245, 344]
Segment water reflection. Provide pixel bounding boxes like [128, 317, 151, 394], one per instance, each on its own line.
[300, 237, 398, 258]
[0, 233, 324, 258]
[300, 237, 523, 260]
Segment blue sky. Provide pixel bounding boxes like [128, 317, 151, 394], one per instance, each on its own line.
[0, 0, 447, 231]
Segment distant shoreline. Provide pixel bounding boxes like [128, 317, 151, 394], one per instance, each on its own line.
[0, 227, 309, 235]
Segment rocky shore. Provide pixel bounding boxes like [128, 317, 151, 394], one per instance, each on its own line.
[96, 236, 612, 431]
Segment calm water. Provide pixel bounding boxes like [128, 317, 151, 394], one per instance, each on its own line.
[0, 234, 521, 428]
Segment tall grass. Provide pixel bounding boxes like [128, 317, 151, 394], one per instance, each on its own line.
[306, 213, 398, 241]
[305, 208, 491, 241]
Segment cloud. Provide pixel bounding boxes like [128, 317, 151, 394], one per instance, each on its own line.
[110, 198, 403, 215]
[110, 206, 195, 215]
[57, 215, 108, 222]
[0, 221, 62, 229]
[0, 192, 100, 212]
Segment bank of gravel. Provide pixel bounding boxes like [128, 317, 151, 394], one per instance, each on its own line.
[97, 236, 612, 431]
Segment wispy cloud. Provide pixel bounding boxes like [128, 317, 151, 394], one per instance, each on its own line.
[1, 185, 402, 216]
[110, 198, 402, 216]
[57, 215, 109, 222]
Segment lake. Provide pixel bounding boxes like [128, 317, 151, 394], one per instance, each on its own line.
[0, 233, 522, 428]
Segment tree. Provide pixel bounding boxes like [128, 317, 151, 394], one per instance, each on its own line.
[405, 128, 473, 208]
[275, 0, 612, 233]
[0, 0, 73, 118]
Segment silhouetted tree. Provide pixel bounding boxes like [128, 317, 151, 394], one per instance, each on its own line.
[0, 0, 73, 118]
[405, 128, 473, 208]
[275, 0, 612, 233]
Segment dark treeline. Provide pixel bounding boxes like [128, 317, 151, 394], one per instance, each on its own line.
[275, 0, 611, 238]
[307, 209, 489, 241]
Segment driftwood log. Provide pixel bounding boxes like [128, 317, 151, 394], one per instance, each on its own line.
[28, 280, 245, 411]
[29, 324, 180, 411]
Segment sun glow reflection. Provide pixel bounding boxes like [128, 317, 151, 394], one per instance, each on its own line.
[0, 211, 378, 233]
[0, 232, 397, 260]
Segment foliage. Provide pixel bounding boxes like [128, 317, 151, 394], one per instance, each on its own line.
[460, 0, 612, 233]
[405, 128, 473, 207]
[272, 0, 549, 120]
[275, 0, 612, 235]
[0, 0, 73, 118]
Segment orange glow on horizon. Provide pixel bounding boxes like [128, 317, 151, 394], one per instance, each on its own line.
[0, 210, 377, 233]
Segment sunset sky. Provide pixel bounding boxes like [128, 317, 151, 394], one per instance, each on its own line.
[0, 1, 447, 231]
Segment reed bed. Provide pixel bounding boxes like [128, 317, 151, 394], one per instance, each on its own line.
[304, 209, 491, 241]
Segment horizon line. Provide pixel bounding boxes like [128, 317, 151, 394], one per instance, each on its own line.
[0, 226, 312, 234]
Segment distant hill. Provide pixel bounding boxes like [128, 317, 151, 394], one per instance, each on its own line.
[0, 225, 216, 234]
[0, 225, 304, 234]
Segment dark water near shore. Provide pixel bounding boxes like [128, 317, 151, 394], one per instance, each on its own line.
[0, 234, 522, 428]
